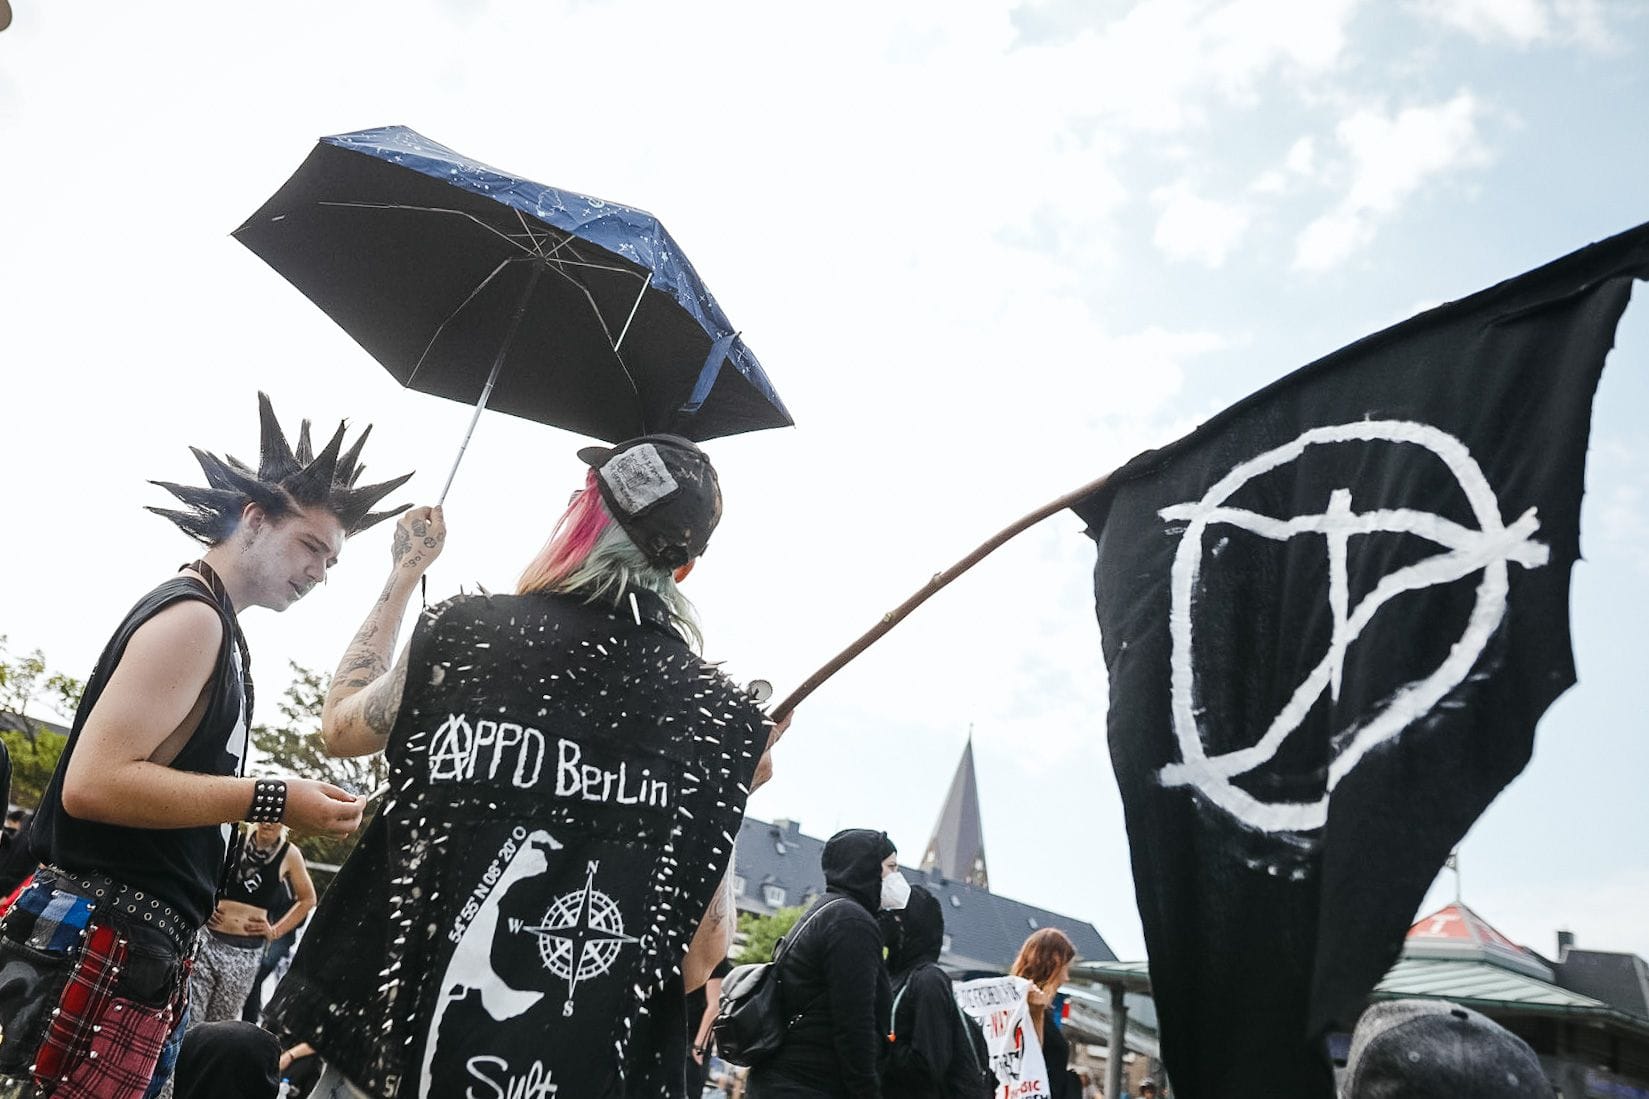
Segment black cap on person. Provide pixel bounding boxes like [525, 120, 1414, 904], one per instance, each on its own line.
[577, 434, 722, 570]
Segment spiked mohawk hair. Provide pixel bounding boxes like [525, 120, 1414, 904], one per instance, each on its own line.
[148, 392, 413, 545]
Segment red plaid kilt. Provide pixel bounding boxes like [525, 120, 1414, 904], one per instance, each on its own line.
[33, 923, 126, 1081]
[27, 922, 186, 1099]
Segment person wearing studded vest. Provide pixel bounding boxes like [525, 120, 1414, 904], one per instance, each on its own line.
[268, 435, 783, 1099]
[0, 395, 412, 1099]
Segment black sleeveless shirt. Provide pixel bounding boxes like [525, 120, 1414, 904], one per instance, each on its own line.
[221, 831, 291, 911]
[33, 576, 251, 928]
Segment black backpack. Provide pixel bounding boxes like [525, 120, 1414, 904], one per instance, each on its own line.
[712, 897, 843, 1067]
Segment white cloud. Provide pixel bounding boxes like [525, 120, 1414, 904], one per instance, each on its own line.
[1252, 135, 1321, 194]
[1408, 0, 1616, 49]
[1200, 0, 1363, 88]
[1008, 0, 1366, 134]
[1285, 135, 1318, 176]
[1151, 182, 1251, 267]
[1592, 439, 1649, 577]
[1413, 0, 1552, 44]
[1293, 92, 1489, 270]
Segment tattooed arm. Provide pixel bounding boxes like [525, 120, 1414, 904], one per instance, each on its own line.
[684, 865, 737, 993]
[322, 506, 446, 758]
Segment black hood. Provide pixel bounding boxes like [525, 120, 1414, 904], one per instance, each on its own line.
[822, 828, 894, 912]
[176, 1020, 280, 1099]
[887, 885, 945, 974]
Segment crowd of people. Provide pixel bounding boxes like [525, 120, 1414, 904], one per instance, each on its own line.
[0, 395, 1561, 1098]
[0, 401, 772, 1099]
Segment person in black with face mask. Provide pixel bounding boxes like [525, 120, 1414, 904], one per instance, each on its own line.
[746, 829, 905, 1099]
[882, 885, 993, 1099]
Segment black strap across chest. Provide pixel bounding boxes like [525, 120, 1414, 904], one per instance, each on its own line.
[184, 559, 254, 720]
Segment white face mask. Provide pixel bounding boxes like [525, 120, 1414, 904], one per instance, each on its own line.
[880, 871, 911, 911]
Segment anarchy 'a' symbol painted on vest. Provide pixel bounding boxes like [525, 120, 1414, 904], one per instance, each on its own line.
[518, 861, 639, 1017]
[1155, 420, 1550, 836]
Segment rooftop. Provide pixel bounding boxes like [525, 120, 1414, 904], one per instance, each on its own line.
[734, 815, 1114, 974]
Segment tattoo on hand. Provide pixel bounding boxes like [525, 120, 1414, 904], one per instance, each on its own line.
[391, 525, 411, 564]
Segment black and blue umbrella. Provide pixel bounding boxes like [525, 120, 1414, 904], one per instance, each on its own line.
[234, 125, 791, 499]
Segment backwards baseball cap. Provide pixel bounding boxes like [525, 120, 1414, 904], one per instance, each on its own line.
[577, 434, 722, 570]
[1343, 999, 1551, 1099]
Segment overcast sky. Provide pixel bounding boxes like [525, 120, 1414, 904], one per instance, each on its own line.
[3, 0, 1646, 963]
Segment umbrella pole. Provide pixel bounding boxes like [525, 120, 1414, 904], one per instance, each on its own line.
[436, 264, 544, 505]
[769, 468, 1116, 723]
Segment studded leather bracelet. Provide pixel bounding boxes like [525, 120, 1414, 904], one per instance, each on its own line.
[247, 778, 288, 824]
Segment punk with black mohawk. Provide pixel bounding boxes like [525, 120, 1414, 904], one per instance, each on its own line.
[8, 395, 423, 1098]
[149, 391, 412, 544]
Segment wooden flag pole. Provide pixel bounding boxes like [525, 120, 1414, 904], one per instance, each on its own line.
[769, 469, 1116, 723]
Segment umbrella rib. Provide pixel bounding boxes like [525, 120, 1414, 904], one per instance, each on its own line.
[545, 262, 646, 419]
[614, 271, 652, 352]
[405, 256, 524, 387]
[537, 232, 656, 282]
[317, 199, 638, 273]
[513, 208, 552, 259]
[317, 201, 541, 260]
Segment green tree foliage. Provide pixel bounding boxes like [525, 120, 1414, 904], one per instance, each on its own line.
[251, 661, 388, 893]
[0, 635, 84, 742]
[0, 637, 83, 809]
[0, 728, 67, 810]
[734, 905, 806, 965]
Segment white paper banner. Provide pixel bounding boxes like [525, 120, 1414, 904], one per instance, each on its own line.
[955, 974, 1053, 1098]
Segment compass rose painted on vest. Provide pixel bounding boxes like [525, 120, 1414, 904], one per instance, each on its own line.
[522, 860, 638, 1016]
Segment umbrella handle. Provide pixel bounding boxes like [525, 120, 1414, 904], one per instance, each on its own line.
[436, 263, 545, 506]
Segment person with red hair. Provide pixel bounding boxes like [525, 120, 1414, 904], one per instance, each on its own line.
[269, 434, 783, 1099]
[1010, 928, 1081, 1099]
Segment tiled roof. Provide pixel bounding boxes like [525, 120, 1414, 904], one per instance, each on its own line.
[0, 711, 70, 738]
[734, 816, 1114, 974]
[1558, 949, 1649, 1021]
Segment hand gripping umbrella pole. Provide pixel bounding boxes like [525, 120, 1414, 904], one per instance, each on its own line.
[768, 468, 1115, 725]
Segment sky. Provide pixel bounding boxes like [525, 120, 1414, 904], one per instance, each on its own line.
[2, 0, 1646, 965]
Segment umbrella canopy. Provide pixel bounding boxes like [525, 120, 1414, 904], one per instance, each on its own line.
[234, 125, 792, 445]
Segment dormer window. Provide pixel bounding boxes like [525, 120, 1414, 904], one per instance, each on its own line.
[762, 883, 787, 907]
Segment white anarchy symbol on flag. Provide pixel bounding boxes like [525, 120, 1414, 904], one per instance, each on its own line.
[1155, 420, 1551, 835]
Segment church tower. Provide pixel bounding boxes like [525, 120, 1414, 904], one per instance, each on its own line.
[920, 731, 990, 889]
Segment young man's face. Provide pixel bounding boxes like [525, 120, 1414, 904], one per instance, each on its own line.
[239, 503, 346, 611]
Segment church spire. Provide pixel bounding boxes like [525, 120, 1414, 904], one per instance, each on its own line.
[920, 728, 990, 890]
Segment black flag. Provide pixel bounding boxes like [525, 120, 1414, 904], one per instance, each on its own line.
[1072, 224, 1649, 1096]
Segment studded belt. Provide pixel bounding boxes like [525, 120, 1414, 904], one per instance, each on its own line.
[37, 866, 198, 956]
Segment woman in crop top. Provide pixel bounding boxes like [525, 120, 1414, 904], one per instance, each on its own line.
[190, 823, 316, 1028]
